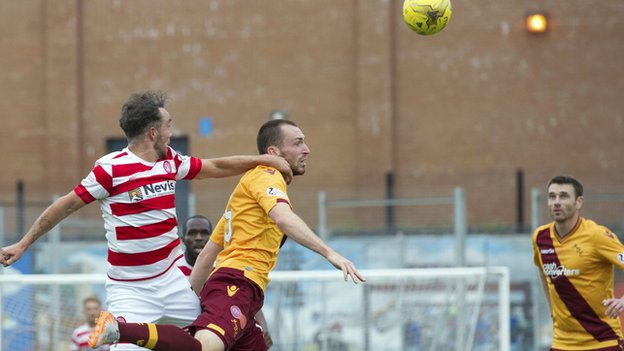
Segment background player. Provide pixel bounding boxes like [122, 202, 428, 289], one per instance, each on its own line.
[533, 175, 624, 350]
[71, 296, 110, 351]
[177, 215, 213, 278]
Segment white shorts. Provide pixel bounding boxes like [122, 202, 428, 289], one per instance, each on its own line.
[105, 266, 201, 351]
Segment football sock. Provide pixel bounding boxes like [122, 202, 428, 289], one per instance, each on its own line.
[118, 323, 202, 351]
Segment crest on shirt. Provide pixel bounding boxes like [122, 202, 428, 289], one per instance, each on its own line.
[604, 230, 615, 239]
[617, 253, 624, 264]
[573, 244, 583, 257]
[266, 186, 286, 197]
[264, 169, 276, 175]
[128, 188, 144, 202]
[163, 160, 173, 173]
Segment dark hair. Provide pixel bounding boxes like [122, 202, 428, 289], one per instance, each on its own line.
[547, 175, 584, 198]
[83, 296, 101, 307]
[119, 90, 167, 140]
[182, 215, 213, 236]
[257, 119, 298, 154]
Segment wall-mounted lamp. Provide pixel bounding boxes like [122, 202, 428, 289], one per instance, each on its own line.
[270, 109, 288, 120]
[526, 12, 548, 33]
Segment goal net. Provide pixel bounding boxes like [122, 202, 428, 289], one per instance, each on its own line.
[0, 267, 509, 351]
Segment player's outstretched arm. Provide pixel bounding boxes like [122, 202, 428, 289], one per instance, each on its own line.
[269, 203, 365, 284]
[0, 191, 86, 267]
[189, 240, 223, 295]
[196, 155, 293, 183]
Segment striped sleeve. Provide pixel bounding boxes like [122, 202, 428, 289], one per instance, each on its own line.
[171, 147, 202, 180]
[73, 163, 112, 203]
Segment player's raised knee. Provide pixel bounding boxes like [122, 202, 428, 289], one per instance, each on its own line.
[195, 329, 225, 351]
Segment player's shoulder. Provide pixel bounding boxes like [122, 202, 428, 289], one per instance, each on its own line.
[95, 149, 132, 166]
[243, 165, 283, 182]
[166, 145, 186, 159]
[582, 218, 618, 241]
[240, 166, 288, 197]
[532, 222, 553, 242]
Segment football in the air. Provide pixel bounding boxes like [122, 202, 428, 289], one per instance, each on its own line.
[402, 0, 452, 36]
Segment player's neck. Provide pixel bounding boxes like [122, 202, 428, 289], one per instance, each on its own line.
[554, 214, 580, 239]
[128, 142, 159, 163]
[186, 255, 196, 267]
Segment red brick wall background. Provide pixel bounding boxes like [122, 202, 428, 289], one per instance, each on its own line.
[2, 1, 623, 235]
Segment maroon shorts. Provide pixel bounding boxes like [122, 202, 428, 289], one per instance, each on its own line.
[550, 340, 624, 351]
[186, 267, 266, 351]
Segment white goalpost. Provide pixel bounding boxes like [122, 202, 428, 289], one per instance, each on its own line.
[0, 267, 509, 351]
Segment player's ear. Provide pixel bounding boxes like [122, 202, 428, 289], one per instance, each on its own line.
[147, 126, 158, 140]
[267, 146, 281, 156]
[575, 195, 584, 210]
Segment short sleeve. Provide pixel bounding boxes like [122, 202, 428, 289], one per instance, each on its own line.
[171, 147, 202, 180]
[593, 227, 624, 270]
[244, 167, 290, 214]
[532, 230, 542, 267]
[210, 217, 226, 246]
[73, 163, 112, 203]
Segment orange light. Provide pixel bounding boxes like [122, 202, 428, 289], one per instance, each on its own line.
[526, 13, 548, 33]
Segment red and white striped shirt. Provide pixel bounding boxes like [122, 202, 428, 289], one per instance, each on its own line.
[74, 146, 202, 281]
[176, 257, 193, 277]
[70, 324, 110, 351]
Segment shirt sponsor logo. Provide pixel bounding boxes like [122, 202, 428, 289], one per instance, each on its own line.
[129, 180, 176, 202]
[266, 187, 286, 197]
[540, 248, 555, 254]
[543, 262, 580, 278]
[128, 188, 144, 202]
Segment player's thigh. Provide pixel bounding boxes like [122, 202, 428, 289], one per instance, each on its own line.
[105, 283, 163, 323]
[230, 324, 267, 351]
[160, 269, 201, 324]
[195, 329, 226, 351]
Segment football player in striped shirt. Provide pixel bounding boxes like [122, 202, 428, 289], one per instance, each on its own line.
[533, 175, 624, 351]
[88, 119, 365, 351]
[0, 91, 293, 351]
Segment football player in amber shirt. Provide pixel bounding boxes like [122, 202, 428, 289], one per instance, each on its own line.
[90, 119, 365, 351]
[533, 175, 624, 351]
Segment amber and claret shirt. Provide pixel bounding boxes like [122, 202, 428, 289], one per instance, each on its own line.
[533, 218, 624, 350]
[210, 166, 290, 291]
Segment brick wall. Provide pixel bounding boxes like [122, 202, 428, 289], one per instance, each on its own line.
[2, 0, 623, 235]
